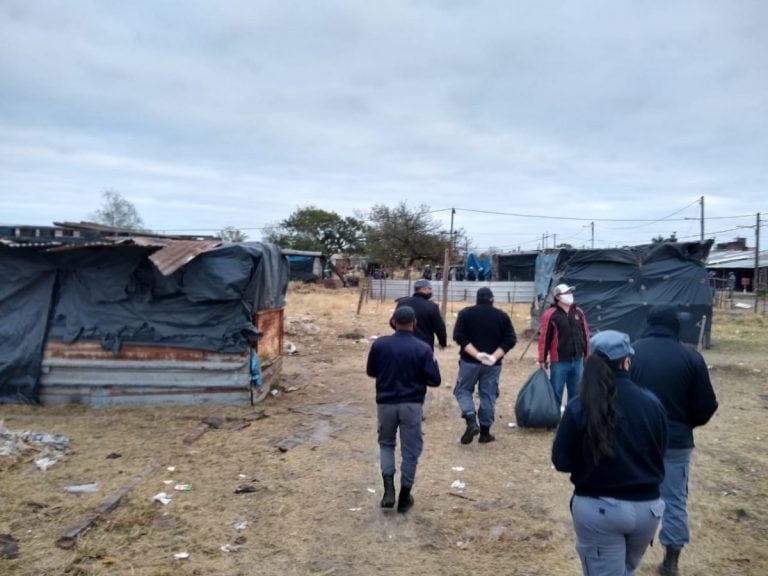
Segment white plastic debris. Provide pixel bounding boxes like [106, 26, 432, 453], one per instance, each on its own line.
[64, 483, 99, 494]
[348, 507, 362, 511]
[153, 492, 172, 505]
[35, 457, 57, 471]
[451, 480, 466, 490]
[220, 544, 241, 553]
[233, 521, 248, 531]
[508, 422, 517, 428]
[167, 466, 176, 472]
[451, 466, 465, 472]
[237, 474, 247, 479]
[367, 488, 376, 494]
[163, 480, 174, 485]
[173, 552, 189, 560]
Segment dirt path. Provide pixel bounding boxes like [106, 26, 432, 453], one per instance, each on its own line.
[1, 290, 766, 575]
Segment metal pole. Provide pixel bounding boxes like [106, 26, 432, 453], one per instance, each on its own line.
[755, 212, 760, 313]
[591, 222, 595, 248]
[700, 196, 705, 241]
[441, 208, 455, 318]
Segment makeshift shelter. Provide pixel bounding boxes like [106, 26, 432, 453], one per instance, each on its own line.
[493, 252, 538, 282]
[283, 249, 325, 282]
[545, 241, 714, 346]
[0, 226, 289, 407]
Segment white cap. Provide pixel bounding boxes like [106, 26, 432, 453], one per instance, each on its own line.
[553, 283, 575, 296]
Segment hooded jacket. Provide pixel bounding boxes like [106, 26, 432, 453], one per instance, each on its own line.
[630, 306, 718, 449]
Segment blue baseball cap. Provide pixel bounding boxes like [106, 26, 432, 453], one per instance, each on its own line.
[590, 330, 634, 361]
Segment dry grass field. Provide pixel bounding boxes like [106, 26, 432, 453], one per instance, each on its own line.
[1, 284, 766, 576]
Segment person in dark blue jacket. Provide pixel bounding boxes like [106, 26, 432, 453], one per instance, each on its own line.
[552, 330, 668, 576]
[630, 305, 718, 576]
[453, 287, 517, 444]
[366, 305, 441, 513]
[394, 279, 447, 351]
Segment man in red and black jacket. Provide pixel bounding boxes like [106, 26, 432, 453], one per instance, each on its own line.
[538, 283, 590, 409]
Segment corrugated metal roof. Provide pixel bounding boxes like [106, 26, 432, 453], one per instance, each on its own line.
[142, 238, 223, 276]
[707, 249, 768, 268]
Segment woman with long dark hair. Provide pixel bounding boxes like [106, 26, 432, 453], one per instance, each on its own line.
[552, 330, 668, 576]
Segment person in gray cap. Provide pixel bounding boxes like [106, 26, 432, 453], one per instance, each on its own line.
[452, 287, 517, 444]
[367, 305, 442, 513]
[553, 330, 668, 576]
[630, 305, 718, 576]
[393, 278, 447, 351]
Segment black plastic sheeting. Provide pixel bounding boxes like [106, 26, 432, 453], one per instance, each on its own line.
[0, 242, 289, 404]
[547, 241, 714, 346]
[495, 253, 537, 282]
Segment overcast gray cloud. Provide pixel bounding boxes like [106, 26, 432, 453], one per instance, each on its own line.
[1, 0, 766, 250]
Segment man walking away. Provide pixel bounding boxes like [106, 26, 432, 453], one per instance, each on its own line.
[394, 279, 447, 351]
[367, 306, 441, 514]
[538, 283, 590, 408]
[630, 305, 719, 576]
[453, 287, 517, 444]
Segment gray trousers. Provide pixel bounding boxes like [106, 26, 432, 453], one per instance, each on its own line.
[377, 403, 423, 487]
[571, 494, 665, 576]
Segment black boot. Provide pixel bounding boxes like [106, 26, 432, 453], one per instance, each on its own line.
[658, 547, 681, 576]
[479, 425, 495, 443]
[380, 474, 395, 509]
[460, 414, 480, 444]
[397, 485, 414, 514]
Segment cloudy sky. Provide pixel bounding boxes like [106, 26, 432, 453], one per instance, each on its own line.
[1, 1, 766, 251]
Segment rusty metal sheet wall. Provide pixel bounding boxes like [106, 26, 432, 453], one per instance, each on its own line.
[255, 308, 283, 363]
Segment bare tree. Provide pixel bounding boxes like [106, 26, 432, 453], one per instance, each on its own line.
[90, 189, 145, 230]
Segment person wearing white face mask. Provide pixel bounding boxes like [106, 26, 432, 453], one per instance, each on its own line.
[538, 283, 591, 410]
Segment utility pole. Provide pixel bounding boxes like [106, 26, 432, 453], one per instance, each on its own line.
[591, 222, 595, 248]
[440, 208, 455, 318]
[700, 196, 705, 241]
[755, 212, 761, 313]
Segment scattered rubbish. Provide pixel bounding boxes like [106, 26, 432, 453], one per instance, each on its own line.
[105, 452, 122, 459]
[173, 483, 192, 491]
[233, 521, 248, 531]
[237, 474, 247, 479]
[451, 466, 465, 472]
[234, 484, 258, 494]
[202, 416, 223, 429]
[367, 488, 376, 494]
[284, 341, 298, 355]
[35, 457, 58, 471]
[220, 544, 242, 553]
[163, 480, 174, 485]
[734, 302, 751, 309]
[64, 483, 99, 494]
[489, 525, 507, 540]
[270, 388, 280, 397]
[173, 552, 189, 560]
[508, 422, 517, 428]
[0, 534, 19, 559]
[167, 466, 176, 472]
[153, 492, 172, 505]
[348, 507, 362, 512]
[451, 480, 466, 490]
[24, 432, 70, 451]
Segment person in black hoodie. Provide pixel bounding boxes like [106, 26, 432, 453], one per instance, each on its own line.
[552, 330, 668, 576]
[452, 287, 517, 444]
[394, 279, 447, 351]
[630, 306, 718, 576]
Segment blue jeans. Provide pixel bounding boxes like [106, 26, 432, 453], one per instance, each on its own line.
[659, 448, 692, 549]
[572, 495, 665, 576]
[377, 403, 423, 487]
[550, 358, 584, 407]
[453, 360, 502, 427]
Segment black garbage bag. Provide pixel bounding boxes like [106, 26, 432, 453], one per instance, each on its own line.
[515, 368, 560, 428]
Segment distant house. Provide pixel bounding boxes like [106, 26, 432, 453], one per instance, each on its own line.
[0, 222, 289, 407]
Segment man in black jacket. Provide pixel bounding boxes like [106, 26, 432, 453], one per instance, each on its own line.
[367, 306, 442, 513]
[394, 279, 447, 351]
[452, 287, 517, 444]
[630, 305, 719, 576]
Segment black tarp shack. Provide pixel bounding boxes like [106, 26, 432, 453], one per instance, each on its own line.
[546, 241, 714, 347]
[0, 227, 289, 407]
